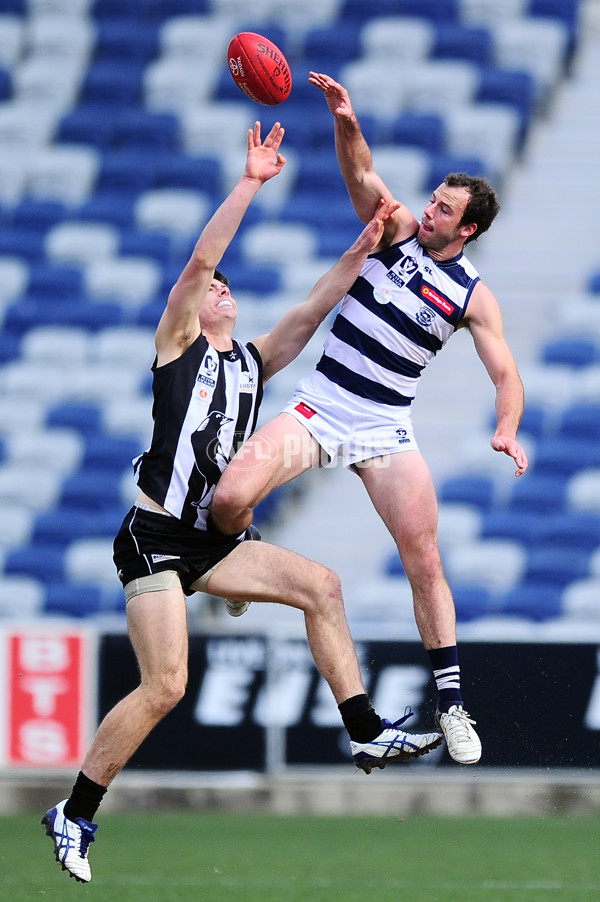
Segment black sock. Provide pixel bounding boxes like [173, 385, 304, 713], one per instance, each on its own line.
[64, 771, 107, 823]
[428, 645, 463, 713]
[338, 694, 383, 743]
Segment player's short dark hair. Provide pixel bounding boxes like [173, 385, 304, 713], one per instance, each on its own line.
[213, 269, 229, 287]
[444, 172, 500, 244]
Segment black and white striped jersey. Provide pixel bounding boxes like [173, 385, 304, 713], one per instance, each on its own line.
[133, 333, 263, 530]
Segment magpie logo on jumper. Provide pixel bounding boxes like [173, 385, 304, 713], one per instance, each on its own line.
[396, 428, 411, 445]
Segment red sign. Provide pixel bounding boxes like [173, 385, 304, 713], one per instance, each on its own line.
[3, 629, 95, 768]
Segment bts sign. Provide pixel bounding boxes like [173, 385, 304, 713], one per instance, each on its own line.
[0, 627, 96, 768]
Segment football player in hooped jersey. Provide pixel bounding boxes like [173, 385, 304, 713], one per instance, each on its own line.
[212, 76, 530, 767]
[41, 122, 442, 884]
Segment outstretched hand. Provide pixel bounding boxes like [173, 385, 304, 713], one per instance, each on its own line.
[490, 434, 529, 477]
[245, 121, 286, 183]
[356, 198, 401, 253]
[309, 71, 354, 120]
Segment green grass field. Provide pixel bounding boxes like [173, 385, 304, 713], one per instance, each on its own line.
[3, 811, 599, 902]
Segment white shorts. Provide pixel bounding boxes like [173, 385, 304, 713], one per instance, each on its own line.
[282, 373, 419, 468]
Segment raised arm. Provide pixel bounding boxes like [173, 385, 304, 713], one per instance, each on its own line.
[154, 122, 286, 364]
[464, 282, 528, 477]
[309, 71, 417, 245]
[254, 198, 400, 382]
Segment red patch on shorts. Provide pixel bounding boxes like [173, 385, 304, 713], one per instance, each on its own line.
[295, 401, 317, 419]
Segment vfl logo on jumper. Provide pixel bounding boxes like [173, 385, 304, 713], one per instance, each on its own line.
[190, 410, 233, 510]
[396, 428, 411, 445]
[421, 284, 454, 316]
[374, 257, 418, 302]
[196, 354, 217, 390]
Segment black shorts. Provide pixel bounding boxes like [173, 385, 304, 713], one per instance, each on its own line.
[113, 506, 242, 596]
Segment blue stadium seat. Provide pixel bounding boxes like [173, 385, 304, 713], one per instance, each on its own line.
[118, 228, 173, 263]
[558, 403, 600, 440]
[80, 61, 147, 108]
[4, 545, 66, 583]
[46, 402, 104, 436]
[97, 148, 160, 194]
[60, 468, 126, 511]
[507, 474, 567, 514]
[153, 153, 222, 197]
[94, 17, 160, 63]
[587, 271, 600, 294]
[0, 332, 21, 363]
[533, 437, 600, 479]
[111, 108, 180, 151]
[438, 475, 496, 511]
[523, 547, 591, 588]
[342, 0, 457, 21]
[56, 107, 117, 150]
[25, 263, 84, 299]
[452, 584, 493, 621]
[495, 583, 563, 621]
[515, 403, 554, 440]
[476, 67, 537, 145]
[32, 508, 124, 545]
[82, 434, 144, 471]
[3, 299, 124, 334]
[295, 151, 353, 197]
[432, 24, 493, 65]
[91, 0, 157, 21]
[12, 200, 69, 231]
[390, 112, 446, 154]
[541, 337, 599, 368]
[77, 191, 137, 228]
[535, 512, 600, 553]
[43, 582, 113, 618]
[528, 0, 582, 57]
[480, 510, 544, 546]
[303, 23, 363, 64]
[0, 227, 47, 261]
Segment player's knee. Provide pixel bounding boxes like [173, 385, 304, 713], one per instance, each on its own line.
[304, 566, 343, 614]
[146, 669, 187, 718]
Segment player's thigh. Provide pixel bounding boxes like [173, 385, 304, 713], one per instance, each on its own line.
[204, 540, 336, 608]
[358, 450, 439, 545]
[126, 583, 189, 683]
[220, 412, 320, 502]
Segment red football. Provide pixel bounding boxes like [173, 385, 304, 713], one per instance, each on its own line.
[227, 32, 292, 106]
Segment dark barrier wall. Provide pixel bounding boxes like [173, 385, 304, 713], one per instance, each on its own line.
[99, 633, 600, 771]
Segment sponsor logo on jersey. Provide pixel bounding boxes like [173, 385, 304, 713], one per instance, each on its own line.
[295, 401, 317, 419]
[151, 554, 180, 563]
[239, 374, 255, 393]
[197, 373, 216, 387]
[421, 284, 454, 315]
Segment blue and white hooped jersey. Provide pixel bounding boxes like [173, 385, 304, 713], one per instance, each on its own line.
[133, 333, 263, 530]
[302, 233, 480, 414]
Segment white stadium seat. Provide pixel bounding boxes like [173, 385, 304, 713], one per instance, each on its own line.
[135, 188, 209, 238]
[361, 16, 436, 62]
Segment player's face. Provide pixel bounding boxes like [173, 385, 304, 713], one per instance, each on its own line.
[206, 278, 237, 318]
[417, 184, 474, 257]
